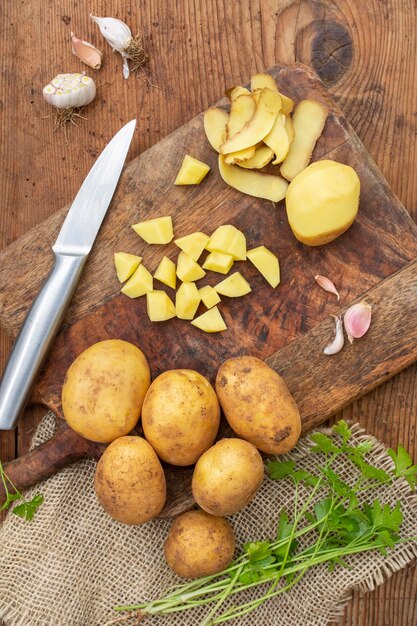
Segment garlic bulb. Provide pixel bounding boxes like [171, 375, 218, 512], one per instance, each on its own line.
[71, 33, 102, 70]
[43, 74, 96, 109]
[91, 14, 132, 78]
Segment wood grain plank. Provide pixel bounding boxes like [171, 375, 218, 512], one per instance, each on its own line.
[1, 0, 416, 624]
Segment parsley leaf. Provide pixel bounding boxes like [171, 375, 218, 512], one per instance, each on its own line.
[267, 460, 295, 480]
[387, 446, 417, 491]
[332, 420, 352, 444]
[12, 494, 44, 522]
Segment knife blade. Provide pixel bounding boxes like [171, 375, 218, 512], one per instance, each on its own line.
[0, 119, 136, 430]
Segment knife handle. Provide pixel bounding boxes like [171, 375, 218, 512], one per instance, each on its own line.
[0, 252, 86, 430]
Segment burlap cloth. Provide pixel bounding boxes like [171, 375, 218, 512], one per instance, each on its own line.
[0, 413, 416, 626]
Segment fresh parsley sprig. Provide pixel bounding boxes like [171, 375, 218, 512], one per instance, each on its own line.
[0, 459, 43, 521]
[114, 421, 417, 624]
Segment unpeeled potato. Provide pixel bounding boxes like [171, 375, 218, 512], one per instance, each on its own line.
[62, 340, 150, 443]
[192, 438, 264, 516]
[142, 370, 220, 465]
[94, 436, 166, 525]
[164, 510, 235, 578]
[216, 355, 301, 454]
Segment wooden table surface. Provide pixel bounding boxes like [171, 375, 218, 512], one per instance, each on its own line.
[1, 1, 416, 624]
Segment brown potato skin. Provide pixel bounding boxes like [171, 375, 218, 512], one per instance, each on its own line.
[192, 438, 264, 516]
[142, 370, 220, 466]
[164, 510, 235, 578]
[94, 436, 166, 525]
[62, 339, 150, 443]
[215, 355, 301, 455]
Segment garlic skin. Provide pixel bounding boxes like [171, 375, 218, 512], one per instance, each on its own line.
[324, 316, 344, 355]
[343, 302, 372, 343]
[91, 14, 132, 78]
[315, 274, 340, 300]
[71, 33, 102, 70]
[43, 74, 96, 109]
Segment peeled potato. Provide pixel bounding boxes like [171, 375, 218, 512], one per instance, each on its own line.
[286, 160, 360, 245]
[164, 510, 235, 578]
[220, 88, 282, 155]
[280, 99, 328, 181]
[218, 155, 288, 202]
[216, 355, 301, 455]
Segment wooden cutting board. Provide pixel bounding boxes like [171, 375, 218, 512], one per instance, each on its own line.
[1, 64, 417, 517]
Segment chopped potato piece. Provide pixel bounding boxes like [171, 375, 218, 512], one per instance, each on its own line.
[286, 160, 360, 246]
[204, 108, 229, 152]
[247, 245, 280, 288]
[121, 264, 153, 298]
[114, 252, 142, 283]
[284, 114, 294, 144]
[191, 306, 227, 333]
[132, 216, 174, 245]
[206, 225, 246, 261]
[214, 272, 251, 297]
[219, 155, 288, 202]
[174, 231, 209, 261]
[176, 282, 201, 320]
[280, 100, 328, 181]
[226, 86, 250, 101]
[154, 256, 176, 289]
[250, 73, 294, 114]
[203, 251, 234, 274]
[237, 145, 274, 169]
[175, 155, 210, 185]
[224, 95, 257, 164]
[147, 290, 176, 321]
[198, 285, 221, 309]
[264, 113, 290, 164]
[176, 251, 206, 282]
[220, 89, 282, 155]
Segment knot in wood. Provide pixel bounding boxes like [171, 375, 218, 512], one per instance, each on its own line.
[308, 20, 353, 85]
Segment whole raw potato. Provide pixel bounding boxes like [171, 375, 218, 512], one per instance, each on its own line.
[285, 159, 360, 246]
[142, 370, 220, 466]
[215, 355, 301, 455]
[164, 510, 235, 578]
[192, 438, 264, 516]
[94, 436, 166, 525]
[62, 339, 150, 443]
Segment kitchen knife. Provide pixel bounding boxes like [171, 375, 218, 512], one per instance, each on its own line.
[0, 119, 136, 430]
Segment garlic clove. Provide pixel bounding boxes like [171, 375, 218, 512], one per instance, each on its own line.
[71, 33, 102, 70]
[343, 302, 372, 343]
[43, 73, 96, 109]
[324, 315, 344, 355]
[90, 14, 132, 55]
[315, 274, 340, 300]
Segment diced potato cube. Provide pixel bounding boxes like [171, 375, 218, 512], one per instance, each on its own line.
[191, 306, 227, 333]
[114, 252, 142, 283]
[199, 285, 221, 309]
[176, 251, 206, 282]
[174, 232, 209, 261]
[203, 251, 234, 274]
[174, 155, 210, 185]
[147, 290, 176, 321]
[176, 282, 201, 320]
[121, 264, 153, 298]
[132, 216, 174, 244]
[247, 246, 280, 288]
[214, 272, 251, 297]
[206, 225, 246, 260]
[154, 256, 176, 289]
